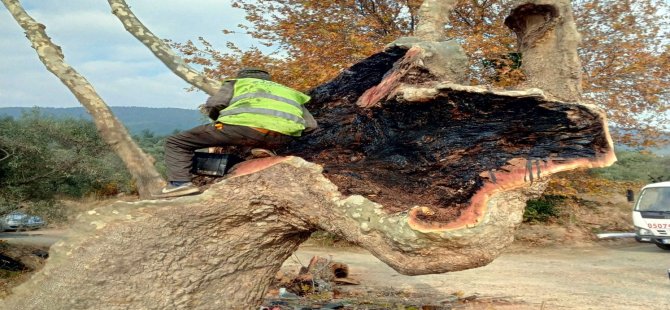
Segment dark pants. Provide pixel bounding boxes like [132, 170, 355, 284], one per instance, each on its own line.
[164, 124, 292, 182]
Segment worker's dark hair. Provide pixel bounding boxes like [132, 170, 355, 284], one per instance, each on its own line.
[236, 67, 271, 81]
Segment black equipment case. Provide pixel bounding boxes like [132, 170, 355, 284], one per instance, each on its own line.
[191, 152, 243, 176]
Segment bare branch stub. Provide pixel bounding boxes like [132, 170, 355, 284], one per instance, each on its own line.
[504, 3, 559, 51]
[0, 148, 11, 162]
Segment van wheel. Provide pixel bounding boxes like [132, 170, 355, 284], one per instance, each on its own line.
[656, 244, 670, 251]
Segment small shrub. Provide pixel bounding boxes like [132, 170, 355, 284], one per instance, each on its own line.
[95, 182, 122, 197]
[22, 200, 68, 224]
[308, 231, 352, 247]
[524, 195, 564, 223]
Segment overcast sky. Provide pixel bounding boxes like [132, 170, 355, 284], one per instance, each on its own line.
[0, 0, 255, 109]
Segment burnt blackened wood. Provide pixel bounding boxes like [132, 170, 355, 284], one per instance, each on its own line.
[307, 46, 408, 111]
[284, 49, 610, 221]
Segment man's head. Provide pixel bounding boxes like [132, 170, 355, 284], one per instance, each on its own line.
[236, 68, 271, 81]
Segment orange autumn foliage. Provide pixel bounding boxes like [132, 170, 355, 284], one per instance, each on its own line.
[170, 0, 669, 146]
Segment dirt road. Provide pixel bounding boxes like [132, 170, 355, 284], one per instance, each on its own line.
[3, 231, 668, 309]
[287, 241, 670, 310]
[0, 229, 66, 247]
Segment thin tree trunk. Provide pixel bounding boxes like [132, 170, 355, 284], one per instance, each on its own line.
[414, 0, 458, 41]
[2, 0, 165, 198]
[505, 0, 583, 102]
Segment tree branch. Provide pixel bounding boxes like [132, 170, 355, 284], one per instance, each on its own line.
[107, 0, 220, 96]
[453, 8, 475, 27]
[0, 147, 11, 162]
[9, 160, 78, 186]
[414, 0, 458, 41]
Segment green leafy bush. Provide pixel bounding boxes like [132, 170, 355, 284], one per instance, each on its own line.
[0, 111, 170, 221]
[133, 129, 167, 178]
[591, 150, 670, 182]
[524, 195, 565, 223]
[0, 111, 130, 201]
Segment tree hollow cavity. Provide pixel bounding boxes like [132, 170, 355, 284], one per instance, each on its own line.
[505, 4, 560, 49]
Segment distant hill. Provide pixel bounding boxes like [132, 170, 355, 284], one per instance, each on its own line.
[0, 107, 208, 136]
[616, 143, 670, 156]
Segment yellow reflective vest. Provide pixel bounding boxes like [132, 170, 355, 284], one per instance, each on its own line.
[217, 78, 311, 136]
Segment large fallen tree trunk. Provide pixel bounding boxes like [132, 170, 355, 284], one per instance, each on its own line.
[1, 0, 616, 308]
[2, 47, 614, 309]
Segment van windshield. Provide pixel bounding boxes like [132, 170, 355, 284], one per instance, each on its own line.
[636, 187, 670, 211]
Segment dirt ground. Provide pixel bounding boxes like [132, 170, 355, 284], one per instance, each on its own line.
[279, 182, 665, 310]
[3, 235, 667, 309]
[3, 182, 667, 309]
[283, 240, 669, 310]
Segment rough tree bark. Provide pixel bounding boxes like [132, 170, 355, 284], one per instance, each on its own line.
[1, 0, 164, 198]
[414, 0, 458, 41]
[1, 0, 616, 309]
[505, 0, 583, 102]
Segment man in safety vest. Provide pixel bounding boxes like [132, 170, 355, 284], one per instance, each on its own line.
[156, 68, 317, 198]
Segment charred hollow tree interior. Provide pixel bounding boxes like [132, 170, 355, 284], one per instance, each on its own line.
[282, 47, 611, 222]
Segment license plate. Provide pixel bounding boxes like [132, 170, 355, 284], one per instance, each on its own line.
[663, 239, 670, 244]
[647, 222, 670, 229]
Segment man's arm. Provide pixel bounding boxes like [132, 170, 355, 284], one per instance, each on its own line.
[202, 80, 235, 120]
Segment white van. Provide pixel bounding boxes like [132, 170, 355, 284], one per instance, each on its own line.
[633, 181, 670, 250]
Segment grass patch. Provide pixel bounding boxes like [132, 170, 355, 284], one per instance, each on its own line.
[524, 195, 565, 223]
